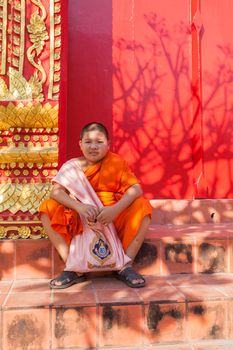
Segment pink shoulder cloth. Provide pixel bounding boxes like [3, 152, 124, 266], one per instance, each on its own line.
[53, 159, 131, 273]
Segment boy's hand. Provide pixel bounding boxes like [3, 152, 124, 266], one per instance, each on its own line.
[78, 203, 99, 222]
[96, 206, 118, 225]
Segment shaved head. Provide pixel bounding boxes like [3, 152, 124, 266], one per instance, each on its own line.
[80, 122, 109, 140]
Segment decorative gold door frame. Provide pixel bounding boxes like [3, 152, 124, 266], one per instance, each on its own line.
[0, 0, 62, 239]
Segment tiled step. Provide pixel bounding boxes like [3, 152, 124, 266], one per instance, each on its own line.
[99, 342, 233, 349]
[1, 200, 233, 241]
[135, 223, 233, 276]
[1, 223, 233, 280]
[99, 342, 233, 350]
[150, 199, 233, 224]
[1, 274, 233, 349]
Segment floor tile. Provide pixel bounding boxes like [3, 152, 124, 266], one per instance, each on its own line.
[163, 199, 191, 224]
[134, 240, 161, 276]
[150, 199, 166, 225]
[0, 281, 13, 294]
[0, 241, 15, 279]
[4, 292, 51, 308]
[178, 286, 227, 301]
[95, 288, 141, 304]
[148, 345, 193, 350]
[167, 274, 207, 287]
[15, 239, 52, 279]
[3, 308, 50, 350]
[215, 285, 233, 298]
[0, 294, 8, 308]
[228, 300, 233, 339]
[197, 240, 227, 274]
[197, 274, 233, 286]
[91, 276, 129, 289]
[193, 341, 233, 349]
[99, 304, 143, 347]
[142, 275, 171, 288]
[11, 279, 50, 293]
[52, 290, 96, 307]
[137, 286, 185, 303]
[161, 239, 195, 274]
[144, 302, 186, 344]
[51, 306, 97, 349]
[187, 301, 228, 341]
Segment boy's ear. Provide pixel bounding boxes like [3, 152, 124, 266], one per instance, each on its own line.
[79, 140, 82, 148]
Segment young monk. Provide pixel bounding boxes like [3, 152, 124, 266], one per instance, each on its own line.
[39, 122, 152, 288]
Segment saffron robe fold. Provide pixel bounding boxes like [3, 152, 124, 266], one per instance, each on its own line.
[54, 159, 131, 272]
[39, 152, 152, 251]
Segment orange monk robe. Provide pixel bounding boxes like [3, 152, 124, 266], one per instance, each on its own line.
[39, 152, 152, 251]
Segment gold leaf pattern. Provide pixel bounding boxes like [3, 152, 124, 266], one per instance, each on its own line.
[27, 10, 49, 55]
[8, 68, 32, 99]
[0, 182, 52, 214]
[0, 77, 9, 98]
[18, 226, 31, 238]
[28, 72, 43, 99]
[0, 227, 7, 239]
[0, 144, 58, 164]
[0, 102, 58, 130]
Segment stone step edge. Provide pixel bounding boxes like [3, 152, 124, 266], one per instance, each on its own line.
[98, 339, 233, 349]
[98, 339, 233, 350]
[147, 222, 233, 239]
[150, 199, 233, 225]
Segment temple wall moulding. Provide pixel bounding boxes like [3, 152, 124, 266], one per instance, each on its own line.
[0, 223, 47, 240]
[0, 144, 58, 163]
[0, 0, 62, 238]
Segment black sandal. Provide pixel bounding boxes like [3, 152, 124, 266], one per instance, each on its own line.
[50, 271, 86, 289]
[117, 267, 146, 288]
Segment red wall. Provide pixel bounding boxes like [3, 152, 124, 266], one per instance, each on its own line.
[60, 0, 233, 199]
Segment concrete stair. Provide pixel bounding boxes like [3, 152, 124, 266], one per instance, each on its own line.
[0, 199, 233, 350]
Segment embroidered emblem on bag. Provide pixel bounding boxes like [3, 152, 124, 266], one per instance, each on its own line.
[93, 238, 111, 260]
[90, 232, 112, 266]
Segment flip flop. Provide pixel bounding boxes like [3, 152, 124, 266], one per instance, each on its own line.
[50, 271, 86, 289]
[117, 267, 146, 288]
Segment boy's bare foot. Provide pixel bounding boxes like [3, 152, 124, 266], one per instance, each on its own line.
[50, 271, 86, 289]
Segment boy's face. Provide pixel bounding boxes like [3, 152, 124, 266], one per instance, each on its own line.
[79, 130, 110, 164]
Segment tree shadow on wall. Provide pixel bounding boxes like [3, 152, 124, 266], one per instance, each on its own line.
[112, 12, 233, 199]
[1, 11, 233, 348]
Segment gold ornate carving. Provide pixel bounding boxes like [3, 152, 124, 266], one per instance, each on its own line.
[0, 102, 58, 130]
[48, 0, 55, 99]
[0, 182, 52, 214]
[10, 0, 26, 75]
[0, 77, 8, 98]
[0, 67, 44, 100]
[19, 0, 26, 75]
[0, 144, 58, 164]
[27, 0, 49, 100]
[0, 226, 7, 239]
[0, 224, 47, 239]
[0, 0, 7, 75]
[48, 0, 61, 100]
[8, 67, 32, 99]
